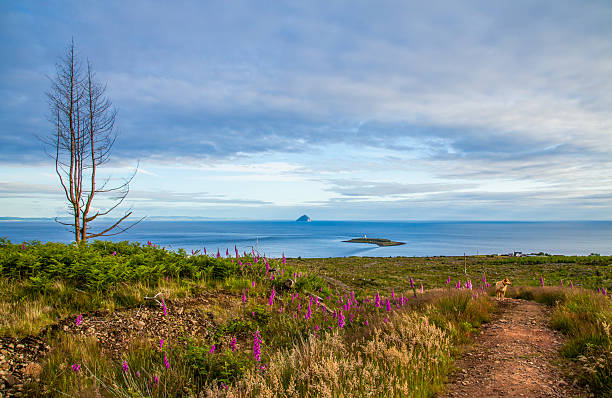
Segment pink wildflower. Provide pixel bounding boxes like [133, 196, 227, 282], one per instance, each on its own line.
[269, 288, 275, 306]
[76, 313, 82, 326]
[338, 310, 345, 329]
[210, 345, 215, 354]
[123, 360, 129, 373]
[242, 289, 247, 303]
[72, 363, 81, 372]
[540, 276, 544, 287]
[231, 337, 236, 352]
[253, 331, 262, 362]
[112, 251, 116, 256]
[153, 375, 159, 386]
[164, 353, 169, 369]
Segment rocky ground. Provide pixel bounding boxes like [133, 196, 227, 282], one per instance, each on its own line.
[0, 292, 240, 397]
[439, 298, 589, 398]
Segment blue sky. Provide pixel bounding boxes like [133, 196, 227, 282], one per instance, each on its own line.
[1, 1, 611, 220]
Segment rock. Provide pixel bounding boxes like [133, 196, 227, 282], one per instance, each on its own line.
[23, 362, 43, 379]
[3, 373, 19, 387]
[296, 214, 311, 222]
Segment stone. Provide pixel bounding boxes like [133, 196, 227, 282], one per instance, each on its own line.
[23, 362, 43, 379]
[3, 373, 19, 387]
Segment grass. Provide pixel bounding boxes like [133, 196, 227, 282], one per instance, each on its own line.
[1, 238, 610, 396]
[289, 254, 611, 296]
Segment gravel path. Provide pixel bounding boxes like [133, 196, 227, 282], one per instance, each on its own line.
[439, 298, 588, 398]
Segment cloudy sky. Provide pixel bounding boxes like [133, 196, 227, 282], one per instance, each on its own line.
[1, 1, 611, 220]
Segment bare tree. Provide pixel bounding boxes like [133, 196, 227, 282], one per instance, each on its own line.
[46, 40, 141, 243]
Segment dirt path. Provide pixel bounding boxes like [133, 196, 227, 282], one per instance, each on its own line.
[439, 298, 588, 398]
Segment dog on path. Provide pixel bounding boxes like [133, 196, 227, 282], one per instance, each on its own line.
[495, 278, 512, 300]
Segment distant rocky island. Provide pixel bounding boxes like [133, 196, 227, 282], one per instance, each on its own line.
[296, 214, 311, 222]
[343, 237, 405, 247]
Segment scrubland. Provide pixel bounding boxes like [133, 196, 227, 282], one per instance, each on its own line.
[0, 238, 609, 396]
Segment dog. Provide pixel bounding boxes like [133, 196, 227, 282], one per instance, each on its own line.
[495, 278, 512, 300]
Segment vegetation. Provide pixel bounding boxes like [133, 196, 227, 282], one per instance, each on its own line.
[0, 238, 609, 396]
[343, 238, 405, 246]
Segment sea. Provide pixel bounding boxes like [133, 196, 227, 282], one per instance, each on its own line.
[1, 220, 611, 258]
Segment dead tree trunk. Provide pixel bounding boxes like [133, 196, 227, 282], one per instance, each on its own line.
[46, 40, 142, 242]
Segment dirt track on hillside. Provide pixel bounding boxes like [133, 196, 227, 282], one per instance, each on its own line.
[439, 298, 588, 398]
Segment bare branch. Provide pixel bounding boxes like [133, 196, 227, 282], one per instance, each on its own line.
[45, 40, 143, 243]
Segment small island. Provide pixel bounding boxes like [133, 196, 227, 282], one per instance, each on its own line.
[296, 214, 311, 222]
[343, 238, 405, 247]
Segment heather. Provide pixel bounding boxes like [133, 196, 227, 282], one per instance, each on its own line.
[0, 238, 610, 396]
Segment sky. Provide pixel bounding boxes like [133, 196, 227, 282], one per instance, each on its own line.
[1, 0, 611, 221]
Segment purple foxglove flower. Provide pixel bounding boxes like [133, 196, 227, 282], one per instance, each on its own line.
[252, 280, 255, 287]
[123, 360, 128, 373]
[153, 375, 159, 386]
[338, 310, 345, 329]
[242, 289, 247, 303]
[365, 320, 368, 326]
[76, 314, 82, 326]
[226, 248, 230, 257]
[570, 280, 574, 288]
[72, 363, 81, 372]
[447, 276, 451, 284]
[161, 296, 167, 316]
[209, 345, 215, 354]
[253, 331, 262, 362]
[21, 243, 25, 250]
[282, 253, 286, 265]
[269, 288, 275, 306]
[409, 278, 414, 290]
[164, 353, 170, 369]
[231, 337, 236, 352]
[217, 249, 221, 258]
[112, 251, 116, 256]
[136, 370, 140, 378]
[386, 299, 391, 312]
[204, 247, 207, 255]
[540, 276, 544, 287]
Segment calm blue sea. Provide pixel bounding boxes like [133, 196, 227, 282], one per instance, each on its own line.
[1, 220, 611, 258]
